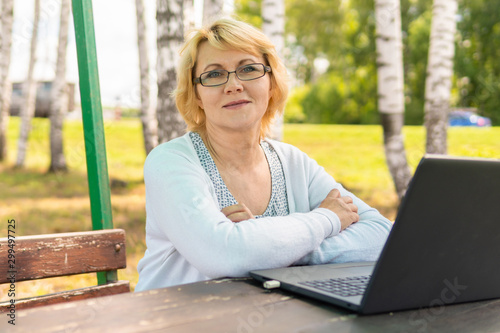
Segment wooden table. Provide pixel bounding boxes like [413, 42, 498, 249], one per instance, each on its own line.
[5, 278, 500, 333]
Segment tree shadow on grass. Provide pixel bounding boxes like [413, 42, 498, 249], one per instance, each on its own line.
[1, 166, 147, 253]
[0, 166, 145, 200]
[0, 167, 90, 200]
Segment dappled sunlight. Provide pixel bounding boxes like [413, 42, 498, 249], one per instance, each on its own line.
[4, 197, 90, 217]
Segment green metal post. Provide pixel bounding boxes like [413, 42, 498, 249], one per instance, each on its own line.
[72, 0, 116, 284]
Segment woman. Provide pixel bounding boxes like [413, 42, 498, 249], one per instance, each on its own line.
[135, 18, 392, 292]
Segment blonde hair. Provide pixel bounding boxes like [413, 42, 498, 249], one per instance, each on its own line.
[174, 18, 289, 139]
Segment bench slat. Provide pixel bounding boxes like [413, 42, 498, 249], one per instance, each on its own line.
[0, 229, 126, 283]
[0, 280, 130, 313]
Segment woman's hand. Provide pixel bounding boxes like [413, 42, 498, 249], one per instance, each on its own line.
[222, 203, 256, 222]
[319, 189, 359, 231]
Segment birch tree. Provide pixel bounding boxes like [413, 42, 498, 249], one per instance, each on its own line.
[157, 0, 186, 143]
[184, 0, 196, 31]
[424, 0, 457, 155]
[0, 0, 14, 161]
[262, 0, 285, 141]
[374, 0, 411, 199]
[16, 0, 41, 168]
[135, 0, 158, 154]
[203, 0, 224, 25]
[47, 0, 70, 172]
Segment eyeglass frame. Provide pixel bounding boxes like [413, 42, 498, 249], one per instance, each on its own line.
[193, 63, 272, 87]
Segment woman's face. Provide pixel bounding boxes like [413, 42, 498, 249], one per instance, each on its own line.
[194, 41, 272, 136]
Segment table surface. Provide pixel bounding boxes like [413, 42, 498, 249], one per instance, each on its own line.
[5, 278, 500, 333]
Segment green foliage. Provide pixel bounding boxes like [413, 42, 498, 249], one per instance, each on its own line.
[283, 0, 379, 124]
[454, 0, 500, 125]
[401, 0, 500, 125]
[234, 0, 500, 125]
[234, 0, 262, 28]
[285, 0, 345, 82]
[404, 9, 431, 124]
[294, 68, 378, 124]
[284, 85, 309, 123]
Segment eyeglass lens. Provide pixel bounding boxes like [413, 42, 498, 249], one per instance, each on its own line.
[200, 64, 267, 87]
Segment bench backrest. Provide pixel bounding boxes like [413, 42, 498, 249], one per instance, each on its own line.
[0, 229, 129, 312]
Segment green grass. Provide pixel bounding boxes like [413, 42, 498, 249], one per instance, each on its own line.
[285, 124, 500, 216]
[1, 118, 499, 299]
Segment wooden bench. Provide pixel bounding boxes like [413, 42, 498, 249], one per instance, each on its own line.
[0, 229, 129, 312]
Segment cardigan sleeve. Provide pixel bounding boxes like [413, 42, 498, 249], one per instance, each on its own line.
[294, 202, 393, 265]
[310, 163, 393, 264]
[143, 142, 340, 279]
[274, 142, 393, 266]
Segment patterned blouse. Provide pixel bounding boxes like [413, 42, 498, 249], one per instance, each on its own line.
[189, 132, 289, 218]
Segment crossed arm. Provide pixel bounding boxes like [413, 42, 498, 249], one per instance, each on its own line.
[145, 140, 392, 278]
[221, 177, 392, 267]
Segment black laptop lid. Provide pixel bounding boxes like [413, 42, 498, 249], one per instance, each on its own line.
[361, 155, 500, 314]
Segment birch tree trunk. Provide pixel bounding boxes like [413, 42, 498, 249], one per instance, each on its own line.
[424, 0, 457, 155]
[48, 0, 70, 173]
[202, 0, 223, 25]
[183, 0, 195, 31]
[262, 0, 285, 141]
[374, 0, 411, 199]
[157, 0, 186, 143]
[135, 0, 158, 154]
[0, 0, 14, 161]
[16, 0, 40, 168]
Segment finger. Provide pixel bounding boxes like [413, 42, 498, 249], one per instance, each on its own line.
[342, 196, 353, 204]
[329, 188, 341, 198]
[348, 203, 358, 213]
[221, 204, 246, 217]
[353, 213, 360, 222]
[346, 212, 360, 224]
[227, 211, 255, 222]
[226, 211, 252, 223]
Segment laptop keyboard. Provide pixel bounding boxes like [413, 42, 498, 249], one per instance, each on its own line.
[299, 275, 371, 297]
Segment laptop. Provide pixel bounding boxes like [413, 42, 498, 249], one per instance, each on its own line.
[250, 155, 500, 314]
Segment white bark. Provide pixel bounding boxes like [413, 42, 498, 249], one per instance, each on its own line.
[16, 0, 40, 168]
[0, 0, 14, 161]
[157, 0, 186, 143]
[375, 0, 411, 199]
[48, 0, 70, 172]
[262, 0, 285, 141]
[424, 0, 457, 155]
[202, 0, 223, 25]
[136, 0, 158, 154]
[183, 0, 196, 32]
[375, 0, 404, 115]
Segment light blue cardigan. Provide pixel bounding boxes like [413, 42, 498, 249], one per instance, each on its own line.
[135, 132, 392, 291]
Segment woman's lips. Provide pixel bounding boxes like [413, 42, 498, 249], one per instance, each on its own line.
[223, 100, 251, 109]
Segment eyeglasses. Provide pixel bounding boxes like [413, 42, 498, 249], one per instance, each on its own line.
[193, 63, 272, 87]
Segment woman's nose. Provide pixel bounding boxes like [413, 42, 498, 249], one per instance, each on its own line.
[224, 72, 244, 94]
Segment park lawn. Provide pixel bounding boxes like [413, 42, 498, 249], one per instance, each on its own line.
[1, 117, 499, 299]
[284, 123, 500, 216]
